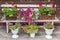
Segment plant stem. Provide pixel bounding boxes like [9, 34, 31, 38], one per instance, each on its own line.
[28, 21, 31, 26]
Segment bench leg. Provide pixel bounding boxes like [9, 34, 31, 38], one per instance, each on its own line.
[6, 22, 9, 33]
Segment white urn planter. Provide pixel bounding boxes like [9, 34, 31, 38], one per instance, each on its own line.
[29, 30, 38, 38]
[11, 28, 19, 39]
[44, 27, 54, 39]
[30, 33, 35, 38]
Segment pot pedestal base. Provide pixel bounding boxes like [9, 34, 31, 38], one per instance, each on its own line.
[30, 33, 35, 38]
[45, 35, 52, 39]
[12, 35, 19, 39]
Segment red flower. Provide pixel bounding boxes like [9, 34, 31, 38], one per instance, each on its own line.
[26, 7, 32, 15]
[25, 16, 33, 22]
[11, 1, 17, 8]
[11, 1, 15, 5]
[14, 4, 17, 8]
[38, 1, 42, 6]
[27, 7, 31, 12]
[25, 16, 30, 22]
[51, 2, 55, 8]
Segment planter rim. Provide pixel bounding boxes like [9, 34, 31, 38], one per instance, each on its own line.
[11, 27, 19, 30]
[26, 29, 38, 33]
[44, 27, 54, 30]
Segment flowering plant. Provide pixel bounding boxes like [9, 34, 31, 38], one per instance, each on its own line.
[24, 22, 39, 33]
[18, 8, 26, 19]
[23, 7, 39, 33]
[25, 7, 32, 21]
[38, 1, 55, 16]
[2, 2, 18, 17]
[18, 7, 32, 20]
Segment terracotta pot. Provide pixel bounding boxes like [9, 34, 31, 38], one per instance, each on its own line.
[39, 15, 55, 20]
[6, 14, 17, 20]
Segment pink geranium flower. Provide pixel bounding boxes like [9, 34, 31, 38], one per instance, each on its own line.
[38, 1, 42, 6]
[11, 1, 15, 5]
[11, 2, 17, 8]
[25, 16, 30, 22]
[26, 7, 32, 15]
[51, 2, 55, 8]
[20, 8, 25, 17]
[25, 15, 34, 22]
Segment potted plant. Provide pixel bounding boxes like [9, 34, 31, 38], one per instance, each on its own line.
[38, 1, 56, 20]
[18, 7, 32, 20]
[23, 22, 39, 38]
[8, 22, 20, 38]
[31, 10, 39, 20]
[2, 2, 18, 20]
[22, 8, 39, 38]
[44, 22, 54, 39]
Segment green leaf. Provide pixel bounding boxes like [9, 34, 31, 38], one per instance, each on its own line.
[2, 7, 18, 17]
[32, 11, 37, 18]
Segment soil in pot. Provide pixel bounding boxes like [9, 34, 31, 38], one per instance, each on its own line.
[6, 14, 17, 20]
[39, 15, 55, 20]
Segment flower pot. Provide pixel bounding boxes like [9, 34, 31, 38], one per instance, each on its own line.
[44, 27, 54, 39]
[6, 14, 17, 20]
[11, 28, 19, 39]
[27, 30, 38, 38]
[30, 33, 35, 38]
[23, 29, 38, 38]
[39, 15, 55, 20]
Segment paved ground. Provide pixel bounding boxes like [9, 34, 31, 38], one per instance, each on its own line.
[0, 26, 60, 40]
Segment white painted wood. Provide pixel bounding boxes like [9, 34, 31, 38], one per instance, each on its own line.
[6, 22, 9, 33]
[1, 4, 56, 7]
[0, 19, 59, 23]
